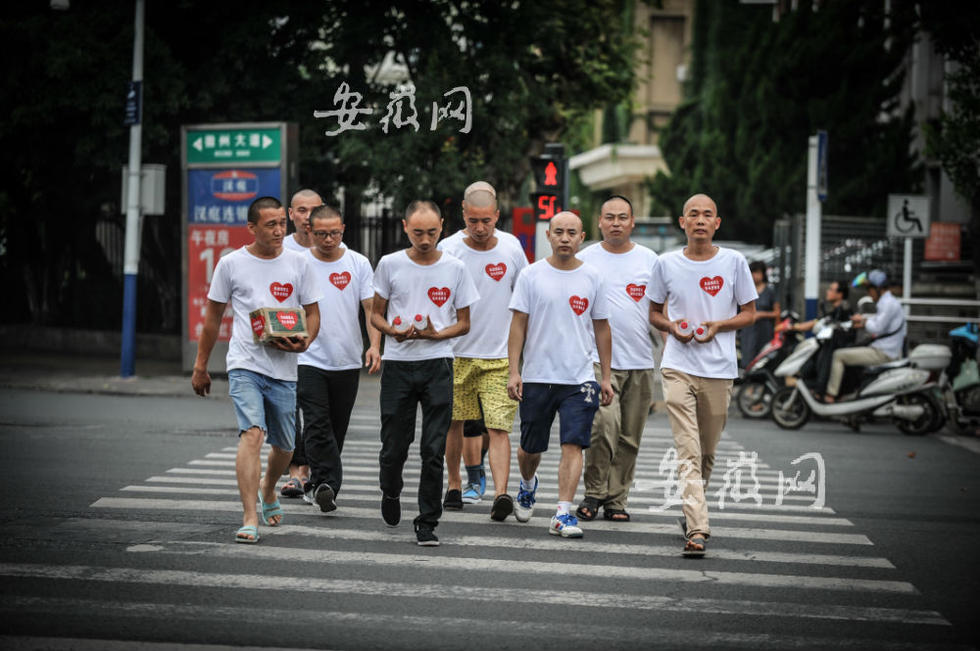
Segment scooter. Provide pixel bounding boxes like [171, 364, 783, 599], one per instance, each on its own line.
[736, 311, 802, 419]
[940, 323, 980, 435]
[769, 319, 950, 435]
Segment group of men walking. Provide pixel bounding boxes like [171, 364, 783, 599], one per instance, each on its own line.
[192, 182, 757, 557]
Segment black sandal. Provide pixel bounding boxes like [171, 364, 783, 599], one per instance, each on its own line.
[683, 535, 707, 558]
[575, 496, 602, 521]
[603, 509, 630, 522]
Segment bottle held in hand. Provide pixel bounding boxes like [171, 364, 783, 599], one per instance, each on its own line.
[391, 316, 412, 334]
[693, 324, 708, 341]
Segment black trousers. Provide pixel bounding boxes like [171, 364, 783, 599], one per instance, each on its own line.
[379, 358, 453, 529]
[297, 365, 360, 495]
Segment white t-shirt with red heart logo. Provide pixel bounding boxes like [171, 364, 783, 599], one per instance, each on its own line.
[647, 247, 757, 379]
[508, 259, 610, 385]
[373, 250, 480, 361]
[208, 246, 321, 381]
[579, 242, 659, 370]
[438, 235, 529, 359]
[298, 248, 375, 371]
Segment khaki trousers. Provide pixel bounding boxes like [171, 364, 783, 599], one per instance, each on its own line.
[584, 366, 655, 510]
[661, 368, 733, 538]
[826, 346, 893, 397]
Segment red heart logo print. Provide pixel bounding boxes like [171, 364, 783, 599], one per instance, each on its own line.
[270, 282, 293, 303]
[250, 314, 265, 337]
[428, 287, 451, 307]
[569, 295, 589, 315]
[700, 276, 723, 297]
[485, 263, 507, 282]
[277, 312, 298, 330]
[329, 271, 351, 291]
[626, 283, 646, 302]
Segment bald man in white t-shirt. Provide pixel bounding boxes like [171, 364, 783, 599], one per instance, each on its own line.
[439, 181, 528, 521]
[577, 195, 659, 524]
[370, 200, 480, 547]
[507, 211, 614, 539]
[648, 194, 757, 557]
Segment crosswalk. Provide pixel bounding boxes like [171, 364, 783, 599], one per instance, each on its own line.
[0, 413, 962, 649]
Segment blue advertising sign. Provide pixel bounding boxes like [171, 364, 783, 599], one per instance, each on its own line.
[187, 168, 281, 225]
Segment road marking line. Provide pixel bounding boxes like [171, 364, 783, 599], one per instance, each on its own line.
[0, 597, 951, 645]
[139, 477, 835, 513]
[90, 497, 870, 544]
[153, 470, 820, 502]
[118, 540, 912, 593]
[0, 563, 939, 625]
[120, 485, 844, 525]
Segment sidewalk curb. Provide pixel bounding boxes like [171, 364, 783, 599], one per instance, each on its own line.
[0, 377, 229, 399]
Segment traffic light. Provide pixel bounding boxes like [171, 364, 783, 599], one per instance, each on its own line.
[531, 158, 561, 192]
[529, 192, 559, 220]
[530, 151, 565, 220]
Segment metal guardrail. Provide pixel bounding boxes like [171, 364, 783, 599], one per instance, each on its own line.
[900, 298, 980, 324]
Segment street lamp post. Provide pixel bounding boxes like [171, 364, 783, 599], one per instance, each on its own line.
[120, 0, 144, 378]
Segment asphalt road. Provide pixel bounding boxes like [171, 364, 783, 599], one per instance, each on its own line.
[0, 382, 978, 650]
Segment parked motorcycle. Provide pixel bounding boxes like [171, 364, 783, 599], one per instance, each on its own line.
[941, 323, 980, 435]
[770, 319, 950, 435]
[736, 311, 802, 419]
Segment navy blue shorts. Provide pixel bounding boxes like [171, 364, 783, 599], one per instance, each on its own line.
[518, 381, 600, 454]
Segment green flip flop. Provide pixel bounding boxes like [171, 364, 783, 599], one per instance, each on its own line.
[258, 492, 284, 526]
[235, 525, 259, 544]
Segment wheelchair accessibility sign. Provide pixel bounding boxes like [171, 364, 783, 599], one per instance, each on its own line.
[887, 194, 930, 238]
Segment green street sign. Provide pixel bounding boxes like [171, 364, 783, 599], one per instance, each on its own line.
[185, 128, 281, 164]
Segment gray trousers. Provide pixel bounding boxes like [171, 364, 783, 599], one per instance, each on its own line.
[826, 346, 893, 397]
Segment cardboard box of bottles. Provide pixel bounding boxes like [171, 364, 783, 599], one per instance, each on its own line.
[249, 307, 308, 344]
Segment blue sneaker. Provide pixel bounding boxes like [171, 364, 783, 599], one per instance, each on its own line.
[514, 476, 538, 522]
[549, 513, 584, 538]
[478, 467, 487, 497]
[461, 483, 482, 504]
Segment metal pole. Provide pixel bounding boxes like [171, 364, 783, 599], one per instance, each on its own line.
[120, 0, 144, 378]
[902, 237, 912, 316]
[804, 135, 821, 320]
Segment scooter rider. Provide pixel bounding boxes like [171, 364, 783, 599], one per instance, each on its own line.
[782, 280, 851, 334]
[825, 269, 906, 403]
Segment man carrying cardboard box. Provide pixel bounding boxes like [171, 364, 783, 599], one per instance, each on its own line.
[192, 196, 321, 544]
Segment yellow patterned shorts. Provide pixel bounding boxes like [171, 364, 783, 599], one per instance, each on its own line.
[452, 357, 518, 432]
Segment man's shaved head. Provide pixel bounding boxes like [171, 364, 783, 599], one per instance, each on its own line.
[550, 211, 582, 230]
[463, 181, 497, 210]
[682, 193, 717, 217]
[290, 188, 322, 206]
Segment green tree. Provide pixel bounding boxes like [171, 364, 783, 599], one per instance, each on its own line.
[649, 0, 920, 243]
[0, 1, 634, 331]
[316, 0, 635, 225]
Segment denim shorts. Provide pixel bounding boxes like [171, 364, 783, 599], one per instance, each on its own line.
[518, 381, 600, 454]
[228, 368, 297, 451]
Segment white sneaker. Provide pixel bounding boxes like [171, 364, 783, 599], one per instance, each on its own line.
[549, 513, 584, 538]
[514, 476, 538, 522]
[302, 487, 315, 505]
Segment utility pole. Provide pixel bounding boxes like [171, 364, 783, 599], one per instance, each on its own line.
[804, 131, 827, 320]
[120, 0, 144, 377]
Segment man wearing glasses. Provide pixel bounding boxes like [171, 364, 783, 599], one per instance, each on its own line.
[297, 205, 382, 513]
